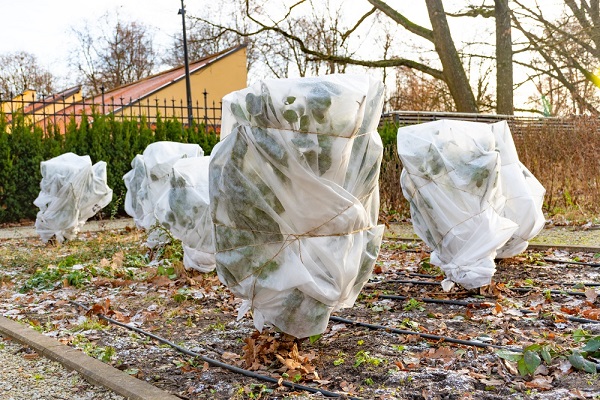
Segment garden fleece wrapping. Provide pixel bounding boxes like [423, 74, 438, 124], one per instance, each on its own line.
[209, 74, 385, 338]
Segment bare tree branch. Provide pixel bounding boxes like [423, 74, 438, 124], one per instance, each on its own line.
[366, 0, 433, 40]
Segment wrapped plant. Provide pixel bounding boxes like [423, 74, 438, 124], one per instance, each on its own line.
[123, 141, 214, 271]
[398, 119, 544, 290]
[34, 152, 112, 243]
[210, 74, 385, 338]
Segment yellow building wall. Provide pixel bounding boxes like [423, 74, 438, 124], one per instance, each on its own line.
[1, 90, 36, 114]
[115, 47, 248, 125]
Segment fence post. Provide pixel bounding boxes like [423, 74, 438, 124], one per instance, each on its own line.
[42, 94, 46, 135]
[203, 89, 208, 128]
[61, 95, 66, 131]
[101, 87, 105, 115]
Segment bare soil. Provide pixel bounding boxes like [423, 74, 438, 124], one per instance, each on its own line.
[1, 226, 600, 399]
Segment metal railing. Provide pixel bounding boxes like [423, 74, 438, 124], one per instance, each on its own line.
[0, 89, 222, 134]
[381, 110, 580, 133]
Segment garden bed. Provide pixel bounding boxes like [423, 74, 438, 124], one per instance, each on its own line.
[1, 226, 599, 399]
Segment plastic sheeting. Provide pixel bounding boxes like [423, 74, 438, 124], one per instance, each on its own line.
[210, 74, 385, 338]
[34, 152, 113, 243]
[123, 141, 215, 272]
[397, 120, 545, 291]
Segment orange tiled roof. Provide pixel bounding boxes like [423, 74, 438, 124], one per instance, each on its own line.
[88, 44, 247, 109]
[27, 44, 246, 131]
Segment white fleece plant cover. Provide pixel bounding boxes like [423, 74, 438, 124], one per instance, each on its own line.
[34, 152, 112, 243]
[491, 121, 546, 258]
[398, 120, 545, 290]
[154, 156, 215, 272]
[210, 74, 385, 338]
[123, 141, 215, 271]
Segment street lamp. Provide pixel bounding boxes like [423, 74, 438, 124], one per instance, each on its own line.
[179, 0, 194, 127]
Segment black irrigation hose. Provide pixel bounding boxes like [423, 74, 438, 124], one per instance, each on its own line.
[382, 279, 598, 298]
[374, 293, 473, 307]
[70, 301, 358, 400]
[331, 315, 600, 372]
[543, 258, 600, 268]
[374, 294, 600, 325]
[382, 273, 600, 288]
[329, 315, 522, 352]
[509, 287, 594, 297]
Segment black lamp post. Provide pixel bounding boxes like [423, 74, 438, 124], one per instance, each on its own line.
[179, 0, 193, 126]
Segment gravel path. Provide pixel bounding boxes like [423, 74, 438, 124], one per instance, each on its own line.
[0, 335, 125, 400]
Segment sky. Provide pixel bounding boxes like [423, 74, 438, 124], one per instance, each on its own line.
[0, 0, 188, 85]
[0, 0, 568, 111]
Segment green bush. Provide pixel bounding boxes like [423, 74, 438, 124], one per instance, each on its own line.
[0, 110, 218, 223]
[0, 111, 597, 224]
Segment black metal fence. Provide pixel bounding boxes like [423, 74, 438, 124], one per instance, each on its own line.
[0, 89, 223, 135]
[381, 110, 581, 133]
[2, 88, 588, 137]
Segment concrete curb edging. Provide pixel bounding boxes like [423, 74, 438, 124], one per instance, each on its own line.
[0, 316, 180, 400]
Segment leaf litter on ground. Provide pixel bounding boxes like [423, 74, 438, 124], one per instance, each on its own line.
[1, 227, 600, 398]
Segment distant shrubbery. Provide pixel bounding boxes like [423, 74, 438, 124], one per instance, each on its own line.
[1, 113, 598, 224]
[0, 111, 218, 223]
[379, 117, 600, 222]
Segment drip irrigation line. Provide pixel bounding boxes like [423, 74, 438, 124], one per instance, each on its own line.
[543, 258, 600, 268]
[70, 301, 357, 400]
[373, 294, 600, 325]
[510, 287, 594, 297]
[329, 315, 522, 352]
[382, 279, 597, 297]
[331, 314, 600, 372]
[376, 273, 600, 288]
[374, 294, 473, 307]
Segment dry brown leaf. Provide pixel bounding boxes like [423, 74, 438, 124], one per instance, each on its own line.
[480, 378, 504, 386]
[22, 352, 39, 360]
[581, 308, 600, 320]
[561, 305, 580, 315]
[108, 310, 130, 323]
[524, 376, 553, 390]
[149, 275, 172, 287]
[221, 351, 240, 361]
[585, 289, 598, 303]
[503, 359, 519, 375]
[420, 346, 454, 360]
[569, 388, 588, 400]
[492, 303, 503, 315]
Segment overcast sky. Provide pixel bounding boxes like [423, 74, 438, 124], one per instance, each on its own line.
[0, 0, 188, 84]
[0, 0, 568, 110]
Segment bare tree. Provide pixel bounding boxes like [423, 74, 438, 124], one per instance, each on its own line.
[512, 0, 600, 115]
[69, 14, 157, 95]
[194, 0, 481, 112]
[0, 51, 55, 98]
[162, 18, 244, 67]
[495, 0, 514, 114]
[388, 66, 455, 111]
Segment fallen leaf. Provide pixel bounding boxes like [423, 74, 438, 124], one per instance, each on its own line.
[480, 378, 504, 386]
[524, 376, 553, 390]
[22, 353, 39, 360]
[560, 305, 580, 315]
[582, 308, 600, 320]
[585, 289, 598, 303]
[222, 351, 240, 361]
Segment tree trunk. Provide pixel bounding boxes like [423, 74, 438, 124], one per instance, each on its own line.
[495, 0, 514, 115]
[425, 0, 478, 113]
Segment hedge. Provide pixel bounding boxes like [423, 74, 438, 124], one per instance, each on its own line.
[1, 112, 598, 224]
[0, 111, 218, 223]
